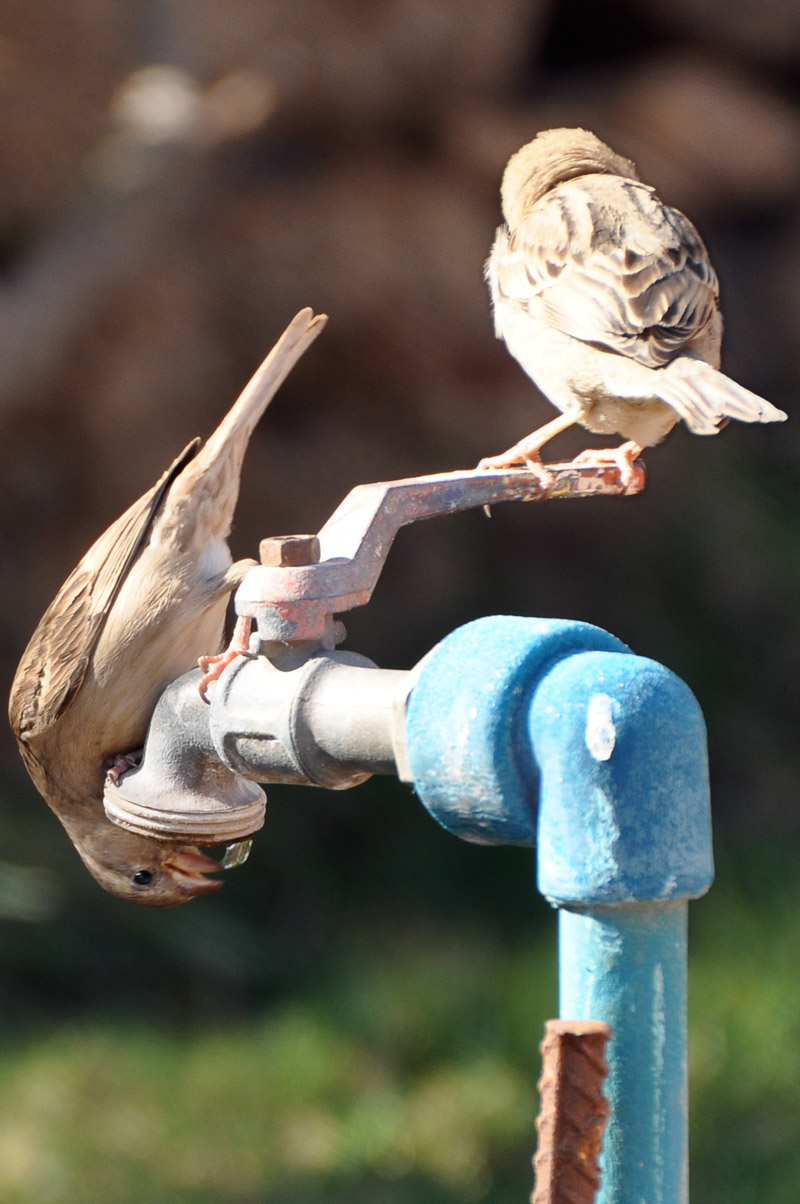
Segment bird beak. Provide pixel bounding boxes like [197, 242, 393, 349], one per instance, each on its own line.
[163, 848, 224, 896]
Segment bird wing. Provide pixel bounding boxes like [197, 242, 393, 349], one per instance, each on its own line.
[9, 307, 328, 751]
[492, 176, 720, 368]
[8, 439, 200, 744]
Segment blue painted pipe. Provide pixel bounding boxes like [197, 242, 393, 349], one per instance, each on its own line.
[560, 904, 688, 1204]
[405, 616, 713, 1204]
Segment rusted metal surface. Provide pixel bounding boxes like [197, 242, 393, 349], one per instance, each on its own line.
[532, 1019, 612, 1204]
[259, 534, 320, 566]
[236, 461, 645, 642]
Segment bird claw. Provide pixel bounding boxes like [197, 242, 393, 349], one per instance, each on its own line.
[105, 749, 143, 786]
[524, 458, 556, 491]
[569, 442, 644, 490]
[198, 616, 254, 703]
[197, 648, 243, 702]
[478, 451, 555, 491]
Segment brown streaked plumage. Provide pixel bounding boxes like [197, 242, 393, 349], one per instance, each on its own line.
[481, 127, 786, 477]
[9, 308, 327, 905]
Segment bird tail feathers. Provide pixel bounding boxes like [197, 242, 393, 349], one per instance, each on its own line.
[659, 359, 787, 436]
[198, 308, 328, 467]
[162, 307, 327, 543]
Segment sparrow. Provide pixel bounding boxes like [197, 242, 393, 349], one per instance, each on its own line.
[481, 127, 787, 478]
[8, 308, 327, 906]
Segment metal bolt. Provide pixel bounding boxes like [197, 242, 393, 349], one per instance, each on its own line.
[532, 1019, 612, 1204]
[259, 534, 321, 566]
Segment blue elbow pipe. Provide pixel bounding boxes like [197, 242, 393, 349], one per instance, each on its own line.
[405, 616, 713, 1204]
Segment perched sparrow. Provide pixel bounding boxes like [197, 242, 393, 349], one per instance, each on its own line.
[481, 127, 786, 477]
[9, 308, 326, 906]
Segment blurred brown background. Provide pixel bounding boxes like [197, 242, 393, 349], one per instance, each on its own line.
[0, 0, 799, 999]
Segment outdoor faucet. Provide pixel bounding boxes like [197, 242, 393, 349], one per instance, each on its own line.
[104, 458, 642, 842]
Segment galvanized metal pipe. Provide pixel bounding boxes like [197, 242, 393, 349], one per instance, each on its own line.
[104, 649, 413, 841]
[207, 648, 410, 788]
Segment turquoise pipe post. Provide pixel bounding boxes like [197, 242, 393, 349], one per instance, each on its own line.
[405, 616, 713, 1204]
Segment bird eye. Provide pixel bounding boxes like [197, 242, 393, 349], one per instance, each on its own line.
[131, 869, 154, 887]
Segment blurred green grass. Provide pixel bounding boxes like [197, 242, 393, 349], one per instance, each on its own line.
[0, 841, 799, 1203]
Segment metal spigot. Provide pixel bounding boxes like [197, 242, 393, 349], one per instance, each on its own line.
[234, 461, 643, 646]
[103, 459, 643, 843]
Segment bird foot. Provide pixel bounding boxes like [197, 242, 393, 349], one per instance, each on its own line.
[198, 615, 254, 703]
[569, 442, 644, 490]
[105, 749, 143, 786]
[478, 449, 555, 491]
[478, 412, 581, 477]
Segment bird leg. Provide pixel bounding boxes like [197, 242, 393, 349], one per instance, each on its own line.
[478, 411, 580, 481]
[569, 441, 644, 489]
[198, 615, 253, 703]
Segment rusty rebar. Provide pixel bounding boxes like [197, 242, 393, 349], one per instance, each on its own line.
[532, 1019, 612, 1204]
